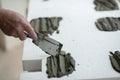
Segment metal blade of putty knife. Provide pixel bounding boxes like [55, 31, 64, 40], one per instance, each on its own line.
[25, 32, 63, 56]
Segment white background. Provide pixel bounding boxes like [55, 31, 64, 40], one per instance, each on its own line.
[23, 0, 120, 79]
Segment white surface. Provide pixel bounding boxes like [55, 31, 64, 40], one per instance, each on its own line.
[20, 72, 120, 80]
[23, 0, 120, 79]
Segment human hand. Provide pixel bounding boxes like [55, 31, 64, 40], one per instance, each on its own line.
[0, 8, 37, 41]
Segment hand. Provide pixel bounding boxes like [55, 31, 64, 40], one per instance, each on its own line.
[0, 8, 37, 41]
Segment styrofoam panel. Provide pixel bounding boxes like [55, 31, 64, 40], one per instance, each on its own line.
[23, 59, 42, 72]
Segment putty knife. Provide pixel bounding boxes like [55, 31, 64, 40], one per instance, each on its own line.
[24, 32, 63, 56]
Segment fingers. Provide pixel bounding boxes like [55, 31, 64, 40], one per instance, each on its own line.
[11, 20, 37, 41]
[1, 9, 37, 41]
[18, 31, 26, 41]
[23, 21, 37, 40]
[10, 31, 18, 38]
[16, 25, 26, 41]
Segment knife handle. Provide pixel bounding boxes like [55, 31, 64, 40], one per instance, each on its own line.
[24, 32, 32, 38]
